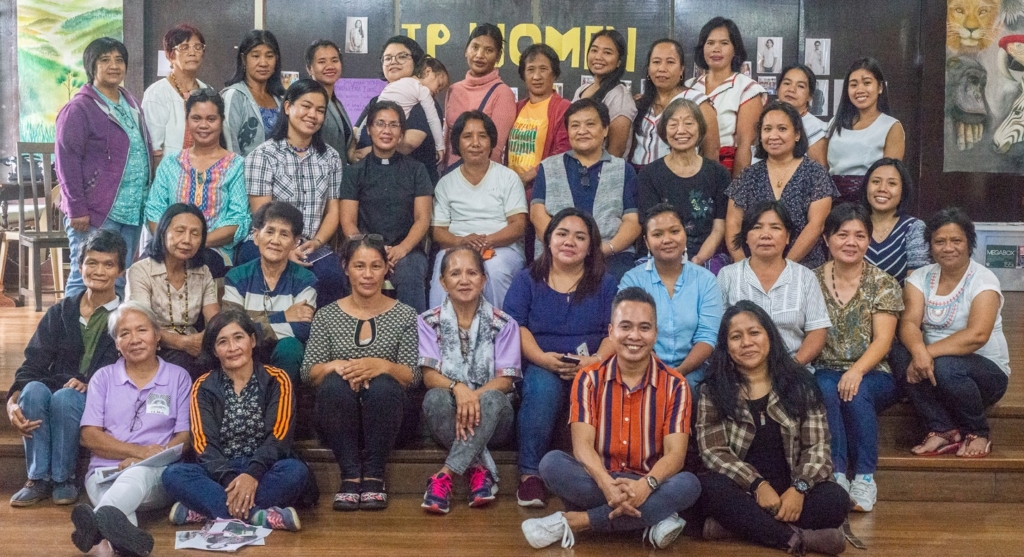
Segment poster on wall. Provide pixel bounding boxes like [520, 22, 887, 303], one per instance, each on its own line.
[346, 16, 368, 54]
[17, 0, 123, 141]
[805, 38, 830, 77]
[757, 37, 782, 74]
[943, 1, 1024, 173]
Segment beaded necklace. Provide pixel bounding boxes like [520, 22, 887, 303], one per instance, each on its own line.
[165, 275, 190, 334]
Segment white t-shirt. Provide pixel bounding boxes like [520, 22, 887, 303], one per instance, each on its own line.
[826, 113, 899, 176]
[717, 259, 832, 359]
[906, 261, 1011, 375]
[573, 82, 639, 154]
[141, 77, 208, 153]
[685, 72, 767, 148]
[631, 88, 712, 165]
[431, 161, 528, 257]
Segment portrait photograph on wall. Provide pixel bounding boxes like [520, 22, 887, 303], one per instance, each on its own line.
[757, 36, 782, 73]
[346, 16, 368, 53]
[944, 0, 1024, 173]
[805, 38, 830, 76]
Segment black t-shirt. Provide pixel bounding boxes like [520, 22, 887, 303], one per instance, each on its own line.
[357, 97, 440, 185]
[637, 157, 730, 256]
[339, 152, 434, 247]
[744, 394, 791, 492]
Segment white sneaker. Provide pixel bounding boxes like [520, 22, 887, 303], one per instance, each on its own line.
[644, 512, 686, 549]
[522, 512, 575, 549]
[834, 473, 851, 494]
[849, 478, 877, 512]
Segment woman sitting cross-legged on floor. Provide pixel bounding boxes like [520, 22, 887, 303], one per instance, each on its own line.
[894, 207, 1011, 459]
[418, 247, 521, 514]
[161, 310, 316, 531]
[813, 203, 903, 512]
[71, 302, 192, 557]
[696, 301, 849, 555]
[301, 235, 421, 511]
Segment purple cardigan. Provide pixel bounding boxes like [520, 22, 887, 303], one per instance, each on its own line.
[55, 84, 153, 227]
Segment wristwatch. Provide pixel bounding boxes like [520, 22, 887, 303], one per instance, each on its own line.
[792, 478, 810, 495]
[448, 380, 458, 394]
[645, 475, 660, 492]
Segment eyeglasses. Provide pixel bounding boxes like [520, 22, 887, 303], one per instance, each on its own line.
[129, 396, 146, 433]
[381, 53, 412, 65]
[174, 43, 207, 53]
[372, 120, 402, 130]
[188, 87, 218, 98]
[348, 233, 384, 242]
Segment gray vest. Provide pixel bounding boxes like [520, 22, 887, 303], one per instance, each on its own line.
[537, 152, 634, 253]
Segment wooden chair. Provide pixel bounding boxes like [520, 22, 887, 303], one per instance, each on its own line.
[15, 142, 67, 311]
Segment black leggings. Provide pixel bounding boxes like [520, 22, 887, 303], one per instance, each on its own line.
[698, 472, 849, 549]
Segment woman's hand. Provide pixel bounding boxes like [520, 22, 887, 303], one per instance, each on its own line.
[283, 300, 315, 323]
[225, 473, 259, 520]
[775, 487, 805, 522]
[289, 245, 314, 268]
[7, 399, 42, 438]
[452, 383, 480, 441]
[907, 348, 935, 385]
[336, 358, 388, 389]
[837, 369, 865, 402]
[182, 333, 204, 358]
[755, 481, 781, 514]
[69, 216, 91, 232]
[63, 378, 88, 393]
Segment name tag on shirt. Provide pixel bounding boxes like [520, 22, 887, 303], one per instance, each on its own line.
[145, 393, 170, 416]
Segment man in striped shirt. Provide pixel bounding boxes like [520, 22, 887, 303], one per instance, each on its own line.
[223, 202, 317, 384]
[521, 287, 700, 550]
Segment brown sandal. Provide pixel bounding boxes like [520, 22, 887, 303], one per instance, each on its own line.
[957, 434, 992, 458]
[911, 429, 961, 456]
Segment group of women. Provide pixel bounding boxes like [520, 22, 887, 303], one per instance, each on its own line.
[10, 12, 1009, 557]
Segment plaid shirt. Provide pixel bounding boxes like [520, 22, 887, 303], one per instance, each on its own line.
[244, 139, 343, 237]
[696, 389, 832, 491]
[570, 354, 691, 475]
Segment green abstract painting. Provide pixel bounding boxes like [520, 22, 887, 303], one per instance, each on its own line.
[17, 0, 123, 141]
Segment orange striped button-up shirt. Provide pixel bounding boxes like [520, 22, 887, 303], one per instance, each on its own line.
[570, 354, 692, 475]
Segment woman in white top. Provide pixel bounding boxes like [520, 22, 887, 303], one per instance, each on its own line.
[686, 17, 766, 177]
[630, 38, 720, 169]
[573, 29, 637, 158]
[142, 24, 208, 166]
[897, 208, 1009, 459]
[717, 200, 831, 365]
[430, 111, 528, 309]
[776, 64, 828, 166]
[825, 57, 905, 204]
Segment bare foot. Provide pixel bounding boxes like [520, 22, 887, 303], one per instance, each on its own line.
[957, 435, 991, 457]
[911, 430, 960, 455]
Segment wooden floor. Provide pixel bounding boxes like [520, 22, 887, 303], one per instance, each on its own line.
[0, 492, 1021, 557]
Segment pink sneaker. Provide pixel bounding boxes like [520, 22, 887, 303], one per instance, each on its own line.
[467, 466, 497, 508]
[421, 472, 453, 514]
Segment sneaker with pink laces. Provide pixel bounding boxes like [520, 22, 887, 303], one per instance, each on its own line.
[169, 502, 208, 525]
[251, 506, 301, 531]
[467, 466, 497, 508]
[421, 472, 453, 514]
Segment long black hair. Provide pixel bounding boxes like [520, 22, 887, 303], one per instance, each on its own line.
[828, 57, 892, 139]
[703, 301, 822, 422]
[226, 29, 285, 97]
[147, 203, 208, 269]
[268, 78, 329, 155]
[530, 208, 606, 302]
[631, 39, 687, 161]
[586, 29, 627, 104]
[860, 157, 915, 216]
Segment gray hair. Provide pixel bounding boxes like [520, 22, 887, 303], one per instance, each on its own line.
[107, 300, 162, 338]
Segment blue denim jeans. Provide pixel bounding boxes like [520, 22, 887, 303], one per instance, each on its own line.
[815, 368, 898, 475]
[161, 458, 310, 519]
[65, 215, 140, 298]
[517, 364, 572, 476]
[540, 450, 701, 532]
[18, 382, 86, 483]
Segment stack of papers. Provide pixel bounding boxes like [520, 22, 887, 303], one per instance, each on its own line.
[175, 519, 271, 552]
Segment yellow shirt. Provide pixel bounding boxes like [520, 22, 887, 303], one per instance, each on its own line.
[508, 97, 550, 176]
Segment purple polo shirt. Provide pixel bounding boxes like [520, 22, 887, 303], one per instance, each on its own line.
[80, 357, 192, 476]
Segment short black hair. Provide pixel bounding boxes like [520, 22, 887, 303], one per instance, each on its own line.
[252, 201, 304, 238]
[467, 23, 505, 56]
[83, 37, 128, 83]
[754, 100, 809, 160]
[518, 43, 561, 81]
[450, 110, 498, 157]
[415, 55, 448, 80]
[694, 17, 747, 72]
[733, 200, 795, 254]
[79, 229, 128, 271]
[305, 39, 342, 70]
[611, 286, 658, 321]
[643, 202, 685, 234]
[366, 100, 407, 134]
[201, 309, 261, 372]
[779, 63, 817, 97]
[823, 202, 873, 239]
[861, 157, 915, 216]
[440, 246, 486, 277]
[268, 78, 329, 155]
[564, 97, 610, 130]
[379, 36, 425, 81]
[924, 207, 977, 256]
[147, 203, 208, 269]
[184, 89, 227, 149]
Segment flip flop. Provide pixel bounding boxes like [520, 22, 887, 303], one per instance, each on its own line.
[911, 429, 962, 456]
[957, 434, 992, 458]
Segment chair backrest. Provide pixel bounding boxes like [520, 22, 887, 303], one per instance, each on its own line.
[16, 142, 56, 232]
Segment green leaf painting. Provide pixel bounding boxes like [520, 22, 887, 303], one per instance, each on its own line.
[17, 0, 123, 141]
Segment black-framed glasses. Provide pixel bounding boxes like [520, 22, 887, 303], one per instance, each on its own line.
[129, 396, 146, 433]
[188, 87, 219, 98]
[381, 53, 412, 65]
[174, 43, 207, 53]
[348, 233, 384, 243]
